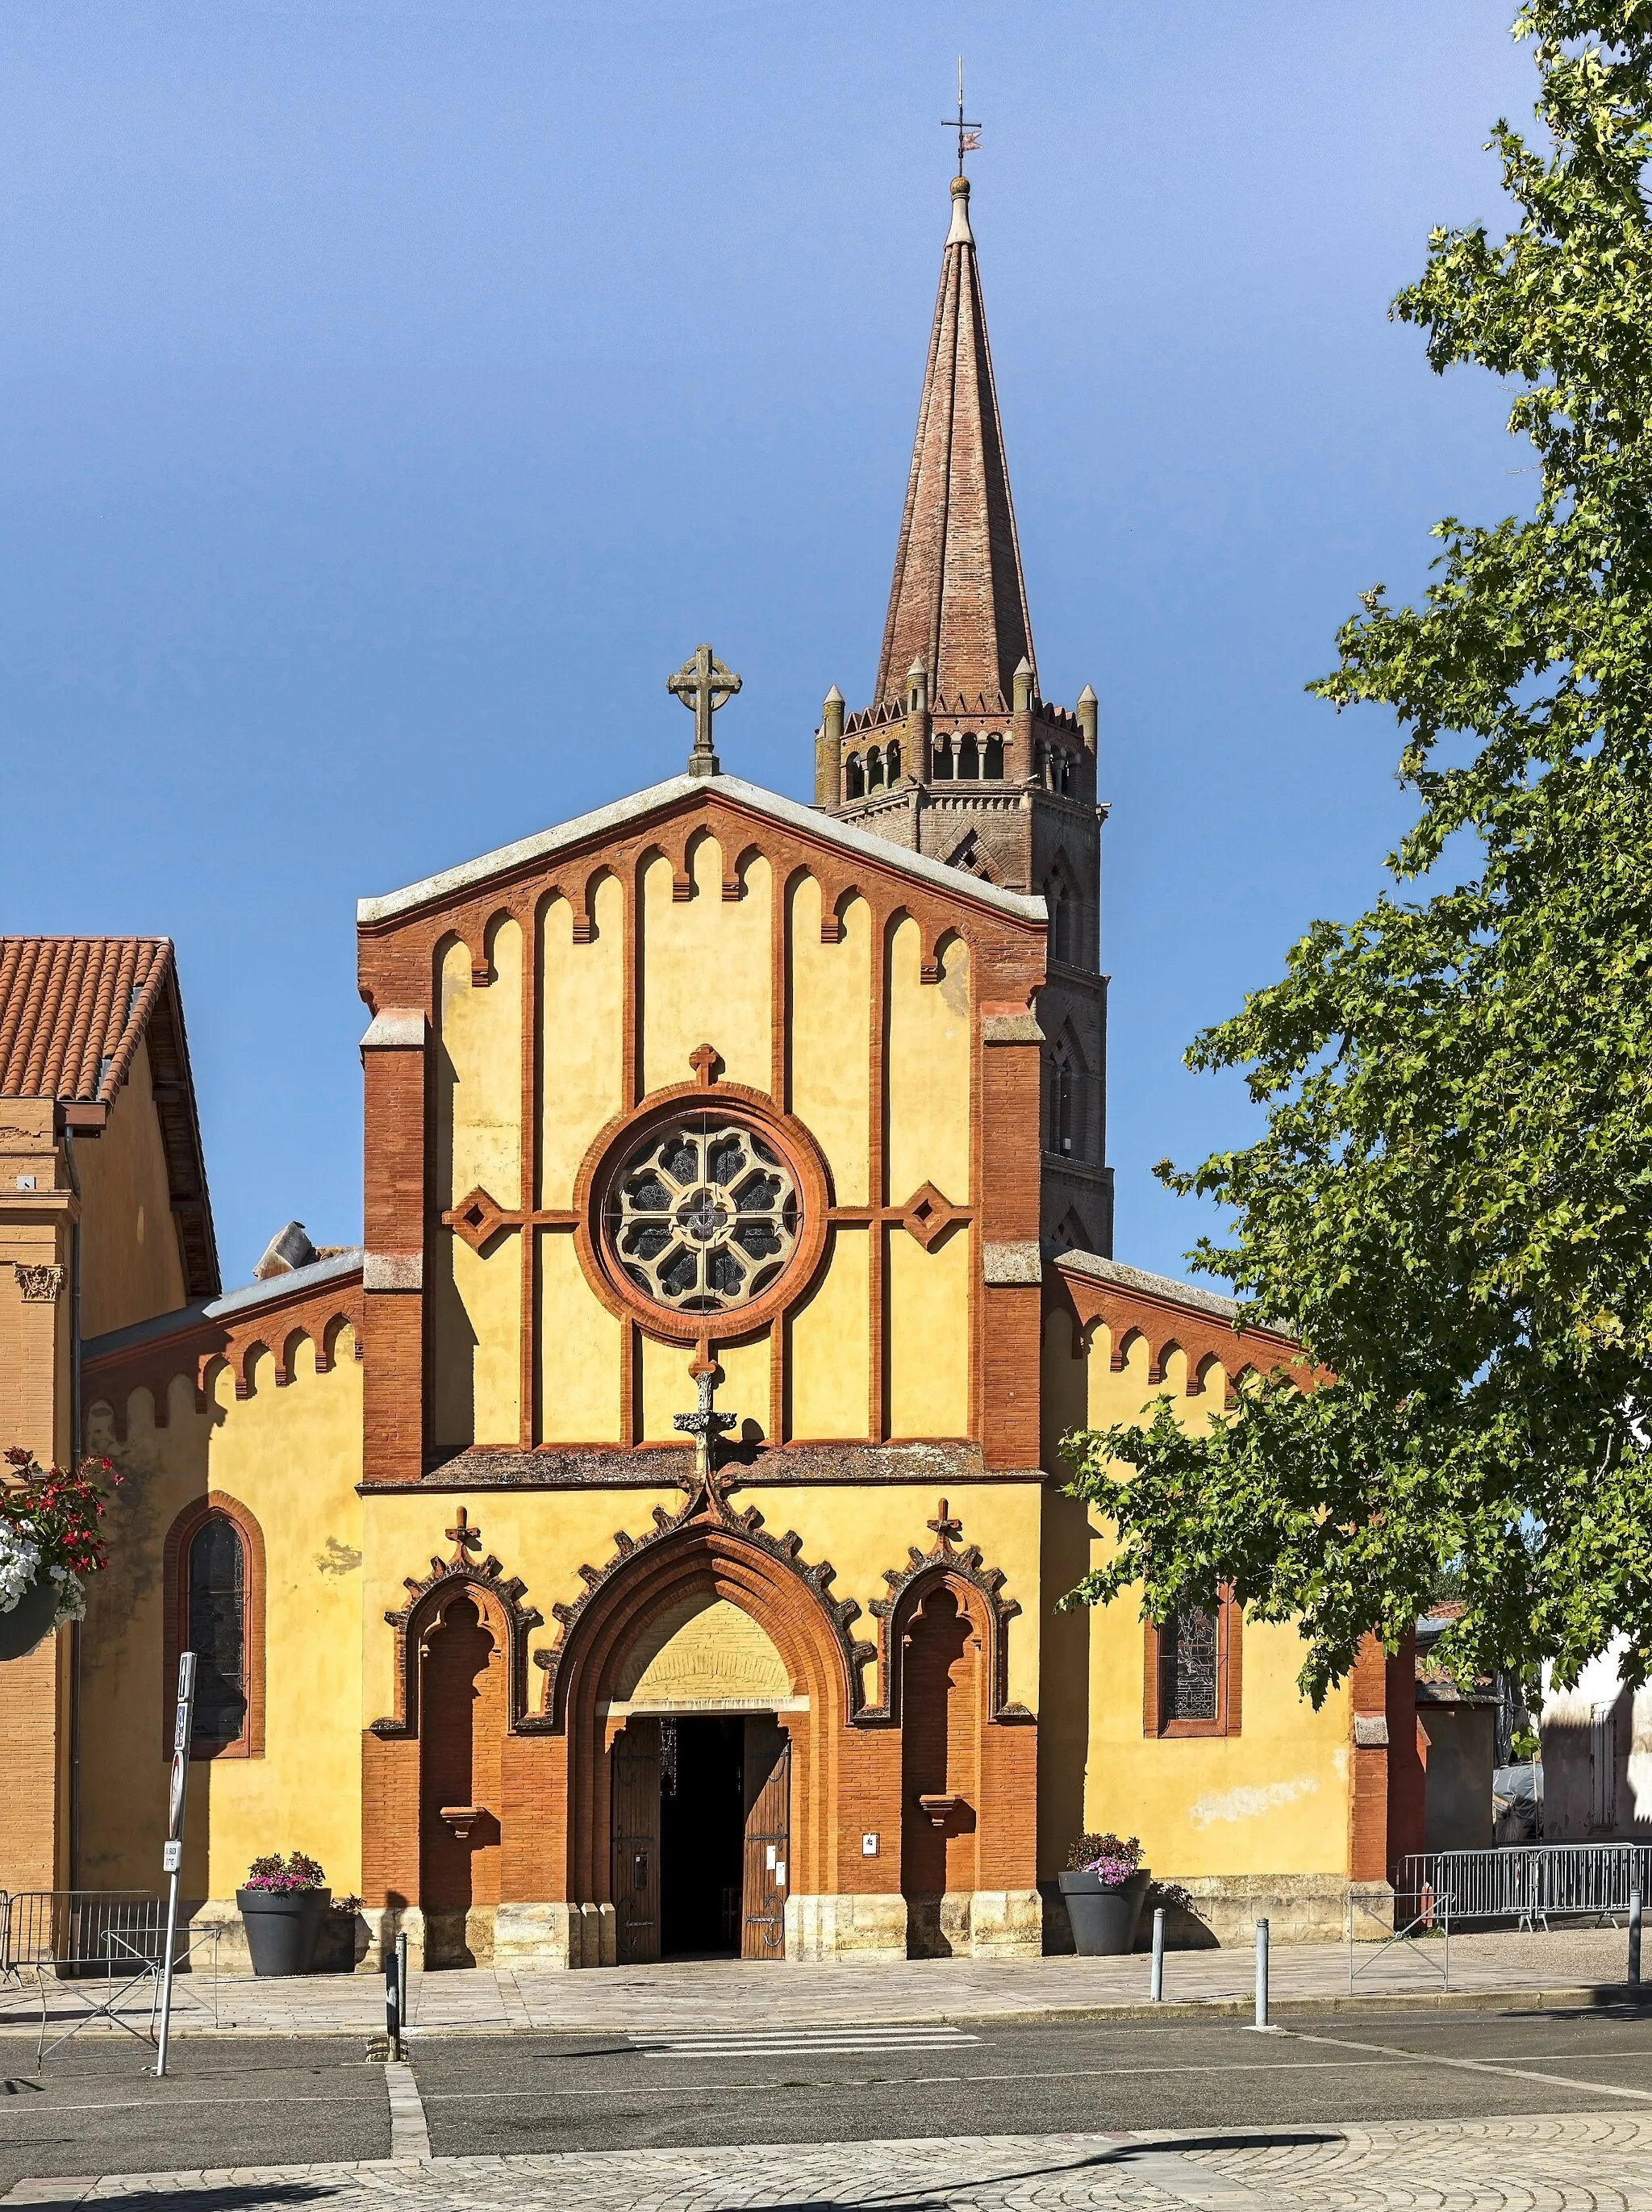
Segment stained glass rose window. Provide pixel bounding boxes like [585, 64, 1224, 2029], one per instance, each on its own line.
[603, 1116, 802, 1315]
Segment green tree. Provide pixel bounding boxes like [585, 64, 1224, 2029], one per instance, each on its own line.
[1062, 1, 1652, 1705]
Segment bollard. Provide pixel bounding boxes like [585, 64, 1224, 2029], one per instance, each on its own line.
[1254, 1916, 1270, 2030]
[1631, 1890, 1643, 1990]
[396, 1930, 410, 2051]
[1149, 1907, 1166, 2002]
[386, 1945, 401, 2059]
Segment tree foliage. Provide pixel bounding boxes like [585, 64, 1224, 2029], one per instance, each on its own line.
[1062, 2, 1652, 1705]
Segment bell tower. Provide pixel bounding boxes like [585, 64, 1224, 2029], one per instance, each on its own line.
[815, 169, 1112, 1256]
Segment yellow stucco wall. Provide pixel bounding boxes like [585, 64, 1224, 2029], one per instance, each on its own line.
[81, 1340, 364, 1900]
[1035, 1306, 1354, 1881]
[787, 1226, 870, 1439]
[539, 877, 624, 1208]
[432, 924, 524, 1446]
[77, 1039, 189, 1339]
[641, 840, 772, 1095]
[789, 882, 870, 1204]
[884, 921, 970, 1208]
[886, 1226, 971, 1438]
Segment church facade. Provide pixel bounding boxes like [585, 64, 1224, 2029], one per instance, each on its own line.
[1, 173, 1420, 1967]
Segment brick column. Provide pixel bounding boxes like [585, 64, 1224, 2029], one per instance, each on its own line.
[978, 1006, 1044, 1469]
[0, 1101, 78, 1893]
[360, 1008, 428, 1486]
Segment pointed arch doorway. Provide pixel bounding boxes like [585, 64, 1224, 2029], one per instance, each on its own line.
[607, 1592, 799, 1963]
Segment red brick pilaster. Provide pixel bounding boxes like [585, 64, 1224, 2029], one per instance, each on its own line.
[360, 1008, 428, 1486]
[978, 988, 1043, 1471]
[1348, 1631, 1391, 1884]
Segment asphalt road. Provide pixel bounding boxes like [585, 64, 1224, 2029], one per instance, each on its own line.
[4, 2007, 1652, 2187]
[407, 2004, 1652, 2154]
[0, 2035, 387, 2189]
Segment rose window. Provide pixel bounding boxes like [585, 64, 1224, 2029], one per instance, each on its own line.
[604, 1116, 802, 1315]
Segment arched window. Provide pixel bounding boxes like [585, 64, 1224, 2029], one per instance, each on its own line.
[1145, 1591, 1241, 1737]
[1045, 869, 1082, 966]
[1046, 1028, 1087, 1158]
[886, 738, 902, 783]
[165, 1495, 265, 1758]
[867, 745, 885, 789]
[191, 1517, 247, 1745]
[932, 737, 953, 780]
[983, 734, 1004, 778]
[958, 733, 979, 779]
[845, 753, 864, 799]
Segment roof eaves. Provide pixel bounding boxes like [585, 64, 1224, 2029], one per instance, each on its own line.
[357, 773, 1049, 930]
[81, 1248, 365, 1364]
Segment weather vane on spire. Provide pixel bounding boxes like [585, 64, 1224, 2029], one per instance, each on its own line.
[944, 57, 982, 177]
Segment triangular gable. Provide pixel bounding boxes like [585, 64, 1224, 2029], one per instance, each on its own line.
[357, 772, 1047, 935]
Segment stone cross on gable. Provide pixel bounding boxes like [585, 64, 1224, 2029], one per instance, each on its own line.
[669, 644, 742, 779]
[674, 1363, 737, 1486]
[446, 1508, 482, 1563]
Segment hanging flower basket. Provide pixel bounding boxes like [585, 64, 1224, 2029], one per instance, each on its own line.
[0, 1449, 119, 1662]
[0, 1575, 60, 1663]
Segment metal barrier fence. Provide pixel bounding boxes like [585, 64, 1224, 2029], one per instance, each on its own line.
[0, 1890, 161, 1979]
[0, 1890, 219, 2064]
[1396, 1845, 1652, 1930]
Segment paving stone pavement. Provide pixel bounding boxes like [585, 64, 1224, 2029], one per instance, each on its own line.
[8, 2115, 1652, 2210]
[0, 1928, 1638, 2040]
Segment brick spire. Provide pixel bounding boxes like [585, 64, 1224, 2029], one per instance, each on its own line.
[874, 173, 1036, 713]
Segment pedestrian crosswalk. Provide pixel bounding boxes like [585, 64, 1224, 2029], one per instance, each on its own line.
[630, 2021, 981, 2058]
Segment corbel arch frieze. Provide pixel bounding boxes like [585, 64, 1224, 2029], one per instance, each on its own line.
[361, 794, 1048, 1018]
[1047, 1258, 1316, 1406]
[863, 1496, 1030, 1726]
[80, 1281, 363, 1442]
[531, 1488, 875, 1735]
[369, 1513, 545, 1740]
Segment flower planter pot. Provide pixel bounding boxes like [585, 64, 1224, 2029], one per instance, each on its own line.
[237, 1888, 332, 1976]
[0, 1577, 60, 1663]
[1058, 1868, 1150, 1956]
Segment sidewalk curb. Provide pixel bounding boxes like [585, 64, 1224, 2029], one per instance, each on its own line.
[3, 1980, 1643, 2039]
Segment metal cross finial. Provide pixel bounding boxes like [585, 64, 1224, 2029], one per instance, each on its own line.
[943, 58, 982, 177]
[669, 645, 742, 778]
[674, 1363, 738, 1485]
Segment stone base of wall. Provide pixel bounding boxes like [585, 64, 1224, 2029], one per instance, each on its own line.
[785, 1891, 908, 1960]
[1041, 1873, 1376, 1952]
[907, 1889, 1042, 1959]
[493, 1901, 616, 1969]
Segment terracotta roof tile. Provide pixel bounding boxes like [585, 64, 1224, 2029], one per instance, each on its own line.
[0, 936, 219, 1299]
[0, 937, 171, 1103]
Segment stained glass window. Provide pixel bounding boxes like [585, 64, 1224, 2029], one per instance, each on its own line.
[190, 1517, 247, 1743]
[1162, 1604, 1219, 1723]
[606, 1116, 801, 1316]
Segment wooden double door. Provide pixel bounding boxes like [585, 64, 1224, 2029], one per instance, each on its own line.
[611, 1713, 790, 1963]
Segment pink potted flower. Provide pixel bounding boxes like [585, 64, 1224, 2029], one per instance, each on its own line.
[237, 1852, 332, 1976]
[1058, 1831, 1150, 1955]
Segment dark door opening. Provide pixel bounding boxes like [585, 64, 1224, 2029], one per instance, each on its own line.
[661, 1716, 746, 1955]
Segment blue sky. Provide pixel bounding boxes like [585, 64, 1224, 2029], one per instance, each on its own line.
[0, 1, 1535, 1291]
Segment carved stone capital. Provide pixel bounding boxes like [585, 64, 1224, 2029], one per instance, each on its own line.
[15, 1263, 65, 1304]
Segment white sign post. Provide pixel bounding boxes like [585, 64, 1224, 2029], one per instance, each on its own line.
[153, 1651, 196, 2077]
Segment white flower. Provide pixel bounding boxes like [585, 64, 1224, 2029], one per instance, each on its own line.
[0, 1517, 43, 1615]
